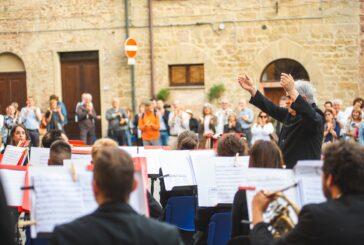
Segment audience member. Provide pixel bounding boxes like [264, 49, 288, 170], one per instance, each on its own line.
[168, 100, 189, 147]
[345, 108, 362, 142]
[215, 97, 234, 135]
[156, 100, 170, 146]
[133, 103, 145, 146]
[3, 104, 21, 145]
[125, 108, 134, 146]
[105, 98, 128, 146]
[45, 98, 65, 132]
[186, 109, 199, 134]
[250, 141, 364, 245]
[332, 99, 346, 131]
[48, 140, 72, 166]
[251, 111, 274, 145]
[49, 94, 68, 126]
[76, 93, 98, 145]
[198, 103, 217, 148]
[223, 113, 242, 134]
[50, 147, 182, 245]
[359, 122, 364, 146]
[344, 97, 364, 121]
[323, 108, 340, 143]
[20, 96, 42, 147]
[237, 98, 254, 147]
[42, 129, 69, 148]
[238, 73, 324, 168]
[323, 100, 332, 110]
[138, 100, 160, 146]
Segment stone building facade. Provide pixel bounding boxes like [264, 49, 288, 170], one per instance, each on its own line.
[0, 0, 362, 136]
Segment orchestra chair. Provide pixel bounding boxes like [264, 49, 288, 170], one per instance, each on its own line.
[165, 196, 195, 232]
[207, 212, 232, 245]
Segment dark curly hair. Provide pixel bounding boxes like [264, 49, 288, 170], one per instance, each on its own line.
[323, 141, 364, 195]
[177, 131, 199, 150]
[217, 134, 247, 156]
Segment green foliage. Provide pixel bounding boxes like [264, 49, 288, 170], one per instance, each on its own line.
[207, 84, 225, 102]
[156, 88, 171, 101]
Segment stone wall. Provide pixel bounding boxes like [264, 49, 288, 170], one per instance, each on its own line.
[0, 0, 361, 135]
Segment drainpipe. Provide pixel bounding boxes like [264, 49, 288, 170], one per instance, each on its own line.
[124, 0, 136, 114]
[148, 0, 155, 98]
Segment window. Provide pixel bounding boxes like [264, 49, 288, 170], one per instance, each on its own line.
[260, 58, 309, 83]
[169, 64, 204, 86]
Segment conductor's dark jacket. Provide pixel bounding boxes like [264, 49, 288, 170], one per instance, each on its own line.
[250, 91, 324, 168]
[250, 194, 364, 245]
[49, 202, 182, 245]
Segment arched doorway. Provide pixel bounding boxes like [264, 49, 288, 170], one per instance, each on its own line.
[0, 53, 27, 114]
[260, 58, 309, 105]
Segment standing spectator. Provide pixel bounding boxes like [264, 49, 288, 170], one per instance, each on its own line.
[186, 109, 199, 134]
[251, 111, 274, 145]
[49, 94, 68, 126]
[20, 96, 42, 147]
[223, 113, 242, 134]
[323, 101, 333, 110]
[215, 97, 234, 135]
[198, 103, 217, 148]
[105, 98, 128, 146]
[133, 103, 145, 146]
[344, 97, 364, 121]
[238, 73, 324, 169]
[345, 108, 362, 142]
[125, 108, 134, 146]
[45, 98, 65, 132]
[11, 102, 20, 119]
[237, 98, 254, 147]
[138, 100, 160, 146]
[76, 93, 97, 145]
[168, 100, 189, 147]
[3, 104, 21, 145]
[359, 121, 364, 146]
[332, 99, 346, 137]
[156, 100, 170, 146]
[323, 108, 340, 143]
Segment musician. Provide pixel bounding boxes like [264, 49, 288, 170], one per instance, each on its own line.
[250, 141, 364, 245]
[48, 140, 72, 166]
[50, 147, 182, 245]
[238, 73, 324, 168]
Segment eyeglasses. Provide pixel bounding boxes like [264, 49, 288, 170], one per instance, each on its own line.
[259, 115, 268, 118]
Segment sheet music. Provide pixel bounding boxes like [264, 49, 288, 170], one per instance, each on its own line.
[0, 168, 26, 206]
[138, 148, 162, 175]
[71, 154, 92, 161]
[191, 156, 249, 206]
[30, 147, 50, 166]
[243, 169, 298, 225]
[1, 145, 27, 165]
[159, 151, 195, 191]
[63, 159, 91, 170]
[294, 160, 325, 206]
[129, 171, 148, 216]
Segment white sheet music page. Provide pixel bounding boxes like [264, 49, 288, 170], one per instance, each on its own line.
[0, 168, 26, 206]
[29, 166, 97, 238]
[129, 171, 149, 216]
[243, 168, 298, 225]
[159, 150, 195, 191]
[1, 145, 27, 165]
[294, 160, 325, 206]
[30, 147, 50, 166]
[119, 146, 139, 157]
[138, 148, 162, 175]
[71, 154, 92, 161]
[191, 155, 249, 207]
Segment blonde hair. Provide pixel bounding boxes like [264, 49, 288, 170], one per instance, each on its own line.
[92, 138, 118, 160]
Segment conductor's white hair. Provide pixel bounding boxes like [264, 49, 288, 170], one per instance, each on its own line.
[295, 80, 316, 104]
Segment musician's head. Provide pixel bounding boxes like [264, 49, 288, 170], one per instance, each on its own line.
[48, 140, 72, 166]
[42, 129, 68, 148]
[177, 130, 199, 150]
[91, 138, 118, 161]
[92, 147, 136, 204]
[322, 141, 364, 199]
[217, 134, 247, 156]
[249, 140, 284, 168]
[10, 124, 29, 146]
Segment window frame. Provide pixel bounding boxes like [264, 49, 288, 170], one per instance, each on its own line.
[169, 63, 205, 87]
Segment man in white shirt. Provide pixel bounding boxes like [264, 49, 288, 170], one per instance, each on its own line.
[168, 100, 189, 148]
[215, 97, 234, 135]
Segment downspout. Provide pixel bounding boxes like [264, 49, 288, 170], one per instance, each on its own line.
[148, 0, 155, 98]
[124, 0, 136, 113]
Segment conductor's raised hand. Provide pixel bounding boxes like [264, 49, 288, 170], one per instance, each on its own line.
[238, 74, 257, 97]
[280, 73, 295, 93]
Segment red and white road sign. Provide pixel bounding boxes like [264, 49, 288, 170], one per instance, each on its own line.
[125, 38, 138, 58]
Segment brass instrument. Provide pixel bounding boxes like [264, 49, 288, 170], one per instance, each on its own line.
[268, 192, 301, 239]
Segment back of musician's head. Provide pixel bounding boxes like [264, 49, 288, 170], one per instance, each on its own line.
[177, 131, 199, 150]
[93, 147, 134, 202]
[42, 129, 68, 148]
[249, 140, 284, 168]
[49, 140, 72, 166]
[217, 134, 247, 156]
[91, 138, 118, 161]
[323, 141, 364, 195]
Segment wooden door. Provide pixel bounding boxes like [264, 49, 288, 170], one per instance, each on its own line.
[0, 72, 27, 114]
[61, 51, 101, 140]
